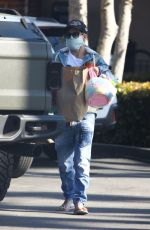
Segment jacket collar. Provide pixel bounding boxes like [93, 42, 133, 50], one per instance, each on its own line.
[58, 46, 97, 66]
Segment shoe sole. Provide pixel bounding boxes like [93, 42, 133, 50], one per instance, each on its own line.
[57, 207, 74, 212]
[74, 210, 88, 215]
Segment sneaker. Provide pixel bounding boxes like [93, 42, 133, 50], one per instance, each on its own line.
[58, 199, 74, 211]
[74, 201, 88, 215]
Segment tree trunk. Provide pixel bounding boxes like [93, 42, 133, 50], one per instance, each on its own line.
[111, 0, 133, 82]
[97, 0, 118, 65]
[68, 0, 87, 25]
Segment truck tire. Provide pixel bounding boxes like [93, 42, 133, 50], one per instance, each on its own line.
[0, 150, 14, 201]
[12, 156, 33, 178]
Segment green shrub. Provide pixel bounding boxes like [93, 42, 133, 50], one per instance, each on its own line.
[94, 81, 150, 147]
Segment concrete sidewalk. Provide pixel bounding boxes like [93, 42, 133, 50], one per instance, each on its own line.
[0, 158, 150, 229]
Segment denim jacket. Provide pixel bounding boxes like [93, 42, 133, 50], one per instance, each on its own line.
[54, 46, 117, 113]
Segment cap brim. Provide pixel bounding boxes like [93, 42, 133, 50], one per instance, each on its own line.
[65, 25, 88, 33]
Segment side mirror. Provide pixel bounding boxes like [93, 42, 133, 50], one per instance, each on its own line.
[47, 62, 62, 90]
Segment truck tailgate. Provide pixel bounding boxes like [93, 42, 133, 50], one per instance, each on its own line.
[0, 40, 48, 111]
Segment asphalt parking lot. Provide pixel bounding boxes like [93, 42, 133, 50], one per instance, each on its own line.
[0, 157, 150, 230]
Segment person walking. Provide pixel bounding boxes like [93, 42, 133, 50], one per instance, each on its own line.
[54, 19, 116, 215]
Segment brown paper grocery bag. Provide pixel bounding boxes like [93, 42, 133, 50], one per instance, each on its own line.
[57, 67, 88, 122]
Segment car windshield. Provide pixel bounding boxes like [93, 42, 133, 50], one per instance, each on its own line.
[0, 21, 43, 40]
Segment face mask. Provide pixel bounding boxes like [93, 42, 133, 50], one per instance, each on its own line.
[66, 36, 85, 51]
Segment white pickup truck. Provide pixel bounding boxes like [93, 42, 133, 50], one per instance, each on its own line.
[0, 13, 65, 201]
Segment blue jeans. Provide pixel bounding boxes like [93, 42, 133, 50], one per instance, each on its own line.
[55, 113, 95, 204]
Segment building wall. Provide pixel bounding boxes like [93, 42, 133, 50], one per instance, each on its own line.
[0, 0, 41, 16]
[40, 0, 68, 23]
[130, 0, 150, 52]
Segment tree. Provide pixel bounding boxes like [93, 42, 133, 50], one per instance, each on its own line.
[97, 0, 133, 82]
[97, 0, 118, 65]
[68, 0, 87, 26]
[112, 0, 133, 82]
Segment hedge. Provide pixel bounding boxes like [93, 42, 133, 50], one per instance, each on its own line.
[94, 81, 150, 148]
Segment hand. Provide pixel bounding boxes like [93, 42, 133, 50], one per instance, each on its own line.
[88, 66, 99, 79]
[92, 67, 99, 76]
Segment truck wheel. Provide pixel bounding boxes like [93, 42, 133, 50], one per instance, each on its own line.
[0, 150, 14, 201]
[12, 156, 33, 178]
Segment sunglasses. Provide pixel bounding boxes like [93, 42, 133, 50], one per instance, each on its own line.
[65, 31, 82, 39]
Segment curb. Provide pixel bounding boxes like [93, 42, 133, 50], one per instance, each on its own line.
[92, 143, 150, 162]
[32, 143, 150, 167]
